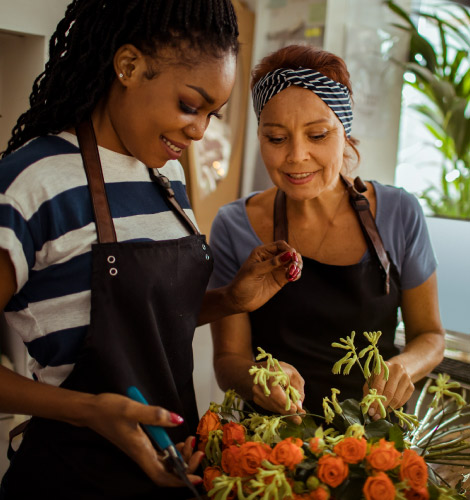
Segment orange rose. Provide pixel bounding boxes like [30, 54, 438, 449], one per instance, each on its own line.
[197, 410, 222, 442]
[363, 472, 396, 500]
[203, 466, 223, 493]
[366, 439, 401, 471]
[333, 437, 367, 464]
[400, 449, 428, 490]
[316, 455, 349, 488]
[310, 486, 330, 500]
[222, 422, 246, 447]
[221, 445, 243, 477]
[270, 437, 304, 470]
[404, 487, 430, 500]
[308, 437, 325, 455]
[238, 441, 271, 475]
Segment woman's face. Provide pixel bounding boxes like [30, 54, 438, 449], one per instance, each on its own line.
[258, 85, 346, 201]
[101, 47, 236, 168]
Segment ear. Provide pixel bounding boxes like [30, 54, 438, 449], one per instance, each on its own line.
[113, 44, 146, 85]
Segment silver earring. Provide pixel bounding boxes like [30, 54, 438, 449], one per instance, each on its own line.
[119, 73, 124, 78]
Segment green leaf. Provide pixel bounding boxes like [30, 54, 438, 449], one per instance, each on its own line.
[388, 423, 405, 451]
[364, 419, 394, 440]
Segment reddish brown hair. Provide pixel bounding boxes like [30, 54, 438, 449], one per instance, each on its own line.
[251, 45, 360, 168]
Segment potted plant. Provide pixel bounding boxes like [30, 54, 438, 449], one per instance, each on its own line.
[386, 0, 470, 220]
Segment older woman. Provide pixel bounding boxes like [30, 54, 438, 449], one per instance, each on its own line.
[209, 45, 445, 422]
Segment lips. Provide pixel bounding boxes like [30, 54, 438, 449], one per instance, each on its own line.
[284, 171, 318, 185]
[161, 135, 185, 153]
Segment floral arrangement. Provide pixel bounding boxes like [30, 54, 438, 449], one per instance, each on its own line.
[197, 332, 469, 499]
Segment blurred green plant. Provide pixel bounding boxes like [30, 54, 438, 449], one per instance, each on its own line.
[386, 0, 470, 219]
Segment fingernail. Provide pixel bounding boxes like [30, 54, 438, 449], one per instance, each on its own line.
[191, 437, 196, 449]
[170, 412, 184, 424]
[297, 400, 303, 409]
[280, 252, 292, 262]
[199, 452, 205, 464]
[191, 479, 204, 486]
[293, 252, 299, 263]
[368, 408, 376, 418]
[288, 264, 296, 276]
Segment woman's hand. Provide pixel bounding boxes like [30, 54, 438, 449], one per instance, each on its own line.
[228, 240, 303, 313]
[83, 393, 203, 488]
[252, 361, 306, 425]
[362, 361, 415, 421]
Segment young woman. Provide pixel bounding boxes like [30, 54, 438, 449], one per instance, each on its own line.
[209, 45, 445, 424]
[0, 2, 301, 497]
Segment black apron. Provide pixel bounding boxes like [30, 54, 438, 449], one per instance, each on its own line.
[1, 119, 212, 499]
[249, 176, 401, 417]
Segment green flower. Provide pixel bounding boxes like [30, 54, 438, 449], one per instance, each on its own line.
[360, 388, 387, 419]
[249, 347, 301, 411]
[358, 331, 389, 381]
[428, 373, 467, 408]
[242, 414, 285, 445]
[392, 407, 420, 430]
[331, 331, 359, 375]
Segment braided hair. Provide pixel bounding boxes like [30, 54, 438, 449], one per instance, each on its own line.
[2, 0, 239, 157]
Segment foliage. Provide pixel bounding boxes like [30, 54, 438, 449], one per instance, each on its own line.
[197, 332, 469, 499]
[386, 0, 470, 219]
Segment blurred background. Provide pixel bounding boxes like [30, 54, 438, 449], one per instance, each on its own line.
[1, 0, 469, 476]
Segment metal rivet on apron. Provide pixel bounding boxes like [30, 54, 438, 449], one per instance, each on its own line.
[107, 256, 116, 264]
[202, 244, 206, 250]
[109, 268, 118, 276]
[205, 254, 210, 260]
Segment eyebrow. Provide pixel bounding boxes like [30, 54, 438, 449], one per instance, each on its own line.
[186, 85, 215, 105]
[262, 119, 330, 128]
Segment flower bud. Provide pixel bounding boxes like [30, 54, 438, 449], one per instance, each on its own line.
[306, 475, 320, 490]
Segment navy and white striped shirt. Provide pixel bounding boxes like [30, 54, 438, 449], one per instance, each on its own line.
[0, 132, 197, 386]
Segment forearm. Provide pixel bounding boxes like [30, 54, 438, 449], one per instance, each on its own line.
[0, 364, 96, 427]
[213, 353, 257, 401]
[197, 286, 239, 326]
[390, 331, 445, 382]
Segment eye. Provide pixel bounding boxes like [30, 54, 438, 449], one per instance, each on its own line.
[179, 101, 197, 114]
[310, 132, 328, 141]
[266, 136, 286, 144]
[209, 111, 223, 120]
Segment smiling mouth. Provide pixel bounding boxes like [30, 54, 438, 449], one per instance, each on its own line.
[161, 135, 183, 153]
[286, 172, 314, 179]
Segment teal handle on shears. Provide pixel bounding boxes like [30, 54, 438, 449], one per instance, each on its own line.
[126, 386, 173, 451]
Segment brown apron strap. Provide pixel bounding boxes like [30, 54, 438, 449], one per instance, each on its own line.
[340, 174, 391, 295]
[273, 189, 288, 242]
[76, 118, 117, 244]
[148, 168, 200, 236]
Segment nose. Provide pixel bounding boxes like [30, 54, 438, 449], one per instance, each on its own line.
[185, 117, 208, 142]
[286, 137, 310, 164]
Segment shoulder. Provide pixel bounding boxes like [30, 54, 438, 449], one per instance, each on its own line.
[0, 135, 80, 194]
[372, 181, 423, 227]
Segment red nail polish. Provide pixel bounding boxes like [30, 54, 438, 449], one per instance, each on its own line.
[170, 412, 184, 425]
[293, 252, 299, 263]
[191, 437, 196, 449]
[280, 252, 292, 262]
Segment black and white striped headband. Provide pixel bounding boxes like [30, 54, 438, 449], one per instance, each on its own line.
[252, 67, 353, 137]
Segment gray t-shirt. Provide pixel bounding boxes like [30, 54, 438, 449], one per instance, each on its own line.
[209, 181, 437, 290]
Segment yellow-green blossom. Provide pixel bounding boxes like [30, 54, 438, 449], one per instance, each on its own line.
[331, 331, 359, 375]
[249, 347, 301, 411]
[322, 397, 336, 424]
[246, 461, 292, 500]
[205, 429, 223, 463]
[360, 388, 387, 419]
[345, 423, 366, 439]
[242, 414, 284, 445]
[392, 407, 420, 430]
[359, 331, 389, 381]
[428, 373, 467, 408]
